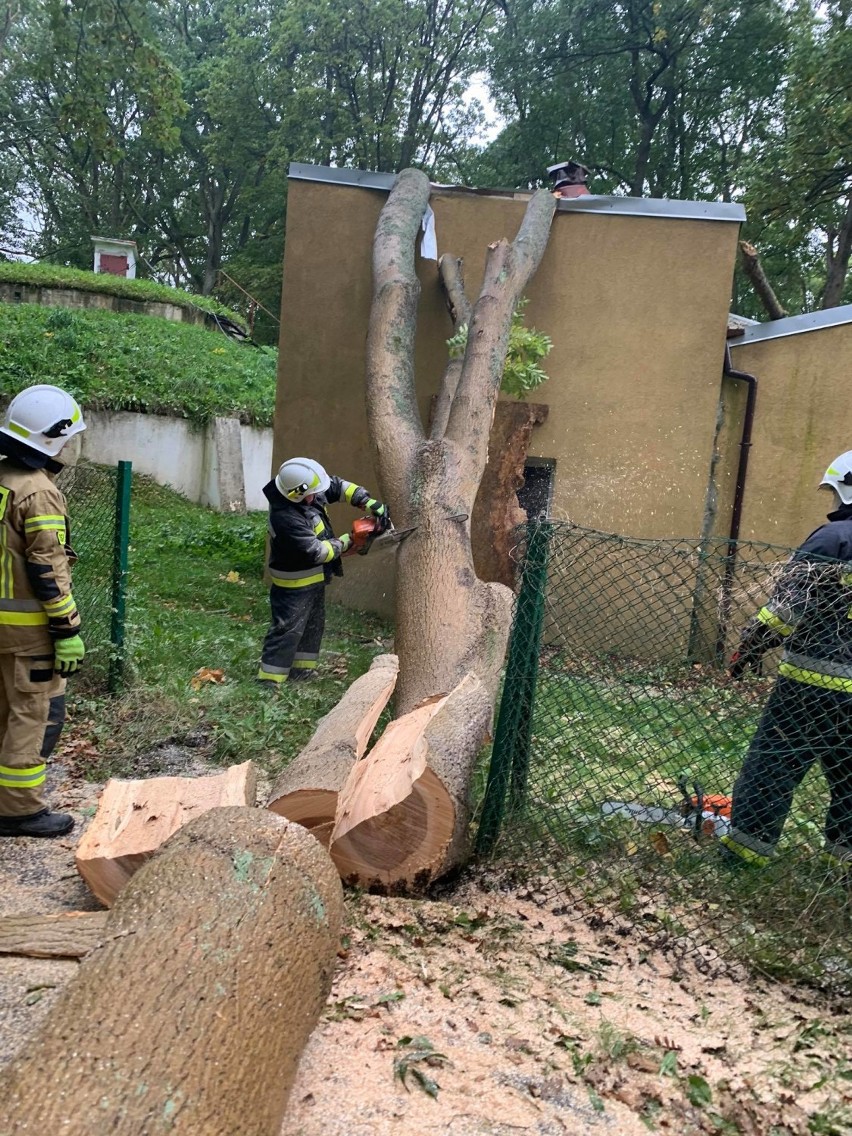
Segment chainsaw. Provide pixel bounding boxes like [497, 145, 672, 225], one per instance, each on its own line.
[348, 513, 468, 556]
[600, 777, 732, 840]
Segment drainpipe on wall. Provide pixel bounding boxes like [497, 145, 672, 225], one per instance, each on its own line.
[715, 345, 759, 660]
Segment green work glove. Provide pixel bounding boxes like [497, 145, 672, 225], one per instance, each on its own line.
[338, 532, 353, 555]
[366, 500, 391, 533]
[54, 634, 85, 676]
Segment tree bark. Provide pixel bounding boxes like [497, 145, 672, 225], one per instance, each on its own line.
[739, 240, 788, 320]
[0, 911, 108, 959]
[329, 674, 492, 890]
[75, 760, 257, 906]
[267, 654, 399, 846]
[0, 807, 343, 1135]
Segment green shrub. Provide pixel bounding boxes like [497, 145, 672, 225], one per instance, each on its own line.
[0, 303, 277, 426]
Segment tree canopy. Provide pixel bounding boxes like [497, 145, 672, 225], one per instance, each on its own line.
[1, 0, 849, 335]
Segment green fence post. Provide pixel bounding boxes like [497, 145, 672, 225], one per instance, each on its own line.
[476, 520, 552, 857]
[108, 461, 132, 694]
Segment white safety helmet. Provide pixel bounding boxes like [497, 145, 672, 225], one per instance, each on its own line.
[275, 457, 330, 502]
[0, 384, 86, 458]
[820, 451, 852, 505]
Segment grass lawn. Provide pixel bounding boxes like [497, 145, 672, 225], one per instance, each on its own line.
[65, 473, 391, 781]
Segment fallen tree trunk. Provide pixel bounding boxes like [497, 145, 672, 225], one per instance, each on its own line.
[329, 674, 492, 890]
[267, 654, 398, 846]
[0, 807, 343, 1136]
[75, 759, 256, 905]
[0, 910, 108, 959]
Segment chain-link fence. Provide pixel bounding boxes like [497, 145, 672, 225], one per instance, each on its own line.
[57, 461, 131, 692]
[478, 522, 852, 988]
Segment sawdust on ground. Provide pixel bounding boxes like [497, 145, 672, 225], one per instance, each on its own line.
[0, 751, 850, 1136]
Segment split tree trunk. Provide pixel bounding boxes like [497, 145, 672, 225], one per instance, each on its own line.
[267, 653, 399, 845]
[75, 759, 256, 906]
[0, 807, 343, 1136]
[329, 674, 492, 890]
[365, 169, 557, 717]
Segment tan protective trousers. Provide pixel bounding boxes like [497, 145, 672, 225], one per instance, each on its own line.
[0, 650, 66, 817]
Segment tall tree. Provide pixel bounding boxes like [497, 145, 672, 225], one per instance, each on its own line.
[475, 0, 788, 200]
[0, 0, 184, 264]
[743, 1, 852, 312]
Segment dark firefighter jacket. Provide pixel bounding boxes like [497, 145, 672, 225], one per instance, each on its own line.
[263, 475, 375, 589]
[755, 504, 852, 692]
[0, 459, 81, 654]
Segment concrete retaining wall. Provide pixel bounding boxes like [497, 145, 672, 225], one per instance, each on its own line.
[0, 282, 209, 326]
[80, 409, 273, 511]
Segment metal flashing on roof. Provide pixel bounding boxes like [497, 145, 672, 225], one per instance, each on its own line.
[288, 162, 746, 223]
[730, 305, 852, 346]
[288, 163, 397, 191]
[555, 194, 745, 223]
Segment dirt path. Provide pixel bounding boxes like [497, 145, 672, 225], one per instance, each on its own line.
[1, 756, 850, 1135]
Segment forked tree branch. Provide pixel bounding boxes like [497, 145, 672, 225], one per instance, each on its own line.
[431, 254, 472, 440]
[365, 168, 432, 511]
[739, 240, 787, 321]
[444, 189, 556, 503]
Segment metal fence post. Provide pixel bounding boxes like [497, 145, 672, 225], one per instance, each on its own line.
[476, 520, 552, 856]
[108, 461, 132, 694]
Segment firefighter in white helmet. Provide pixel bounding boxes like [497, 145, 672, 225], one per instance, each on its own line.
[257, 457, 389, 685]
[0, 384, 86, 838]
[725, 449, 852, 868]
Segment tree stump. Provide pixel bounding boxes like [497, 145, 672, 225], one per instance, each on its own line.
[329, 674, 492, 890]
[267, 654, 398, 846]
[75, 759, 257, 905]
[0, 807, 343, 1135]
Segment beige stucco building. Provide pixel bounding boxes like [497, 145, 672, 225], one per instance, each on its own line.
[272, 164, 852, 623]
[273, 163, 752, 615]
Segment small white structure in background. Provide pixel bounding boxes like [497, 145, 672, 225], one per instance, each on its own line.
[91, 236, 137, 279]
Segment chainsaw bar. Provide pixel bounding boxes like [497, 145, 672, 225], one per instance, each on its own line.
[370, 513, 468, 553]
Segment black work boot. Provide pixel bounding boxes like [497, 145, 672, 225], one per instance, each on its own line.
[0, 809, 75, 838]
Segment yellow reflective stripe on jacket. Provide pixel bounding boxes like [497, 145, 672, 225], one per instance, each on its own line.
[269, 566, 325, 588]
[312, 517, 324, 535]
[43, 594, 77, 618]
[341, 481, 358, 503]
[757, 606, 794, 636]
[24, 514, 65, 530]
[320, 540, 335, 563]
[778, 662, 852, 693]
[0, 762, 46, 788]
[0, 521, 11, 600]
[0, 610, 50, 625]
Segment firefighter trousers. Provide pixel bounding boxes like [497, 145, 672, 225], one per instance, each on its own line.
[0, 650, 66, 818]
[730, 677, 852, 859]
[258, 585, 326, 683]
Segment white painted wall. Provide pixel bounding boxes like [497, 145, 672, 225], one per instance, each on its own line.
[80, 409, 273, 511]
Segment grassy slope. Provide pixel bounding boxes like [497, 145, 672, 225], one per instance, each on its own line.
[0, 304, 277, 426]
[0, 261, 243, 324]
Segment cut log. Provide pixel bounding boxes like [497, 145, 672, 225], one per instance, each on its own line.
[75, 759, 256, 906]
[267, 654, 398, 845]
[329, 673, 492, 890]
[0, 910, 109, 958]
[0, 807, 343, 1136]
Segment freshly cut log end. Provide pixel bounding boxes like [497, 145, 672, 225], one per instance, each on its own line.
[267, 653, 398, 841]
[75, 760, 256, 906]
[329, 674, 492, 892]
[0, 807, 343, 1136]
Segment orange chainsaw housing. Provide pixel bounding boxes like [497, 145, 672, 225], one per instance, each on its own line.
[350, 516, 380, 552]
